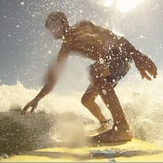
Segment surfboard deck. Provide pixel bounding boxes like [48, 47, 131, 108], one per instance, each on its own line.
[1, 138, 163, 162]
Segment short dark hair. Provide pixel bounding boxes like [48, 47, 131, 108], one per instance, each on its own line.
[45, 11, 67, 28]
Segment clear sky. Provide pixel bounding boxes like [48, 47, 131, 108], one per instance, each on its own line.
[0, 0, 163, 90]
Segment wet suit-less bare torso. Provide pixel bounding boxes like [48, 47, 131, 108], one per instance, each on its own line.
[66, 20, 132, 87]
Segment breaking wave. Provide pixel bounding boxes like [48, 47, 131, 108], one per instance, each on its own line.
[0, 72, 163, 155]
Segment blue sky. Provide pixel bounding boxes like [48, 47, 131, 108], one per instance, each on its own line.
[0, 0, 162, 90]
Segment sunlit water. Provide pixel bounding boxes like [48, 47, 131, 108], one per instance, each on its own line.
[0, 73, 163, 156]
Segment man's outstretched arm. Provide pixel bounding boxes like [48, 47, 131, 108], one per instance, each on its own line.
[119, 37, 157, 80]
[21, 45, 70, 115]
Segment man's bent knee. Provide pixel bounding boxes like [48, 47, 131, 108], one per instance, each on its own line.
[81, 95, 89, 107]
[81, 95, 94, 108]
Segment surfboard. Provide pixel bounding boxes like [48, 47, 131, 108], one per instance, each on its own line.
[1, 138, 163, 162]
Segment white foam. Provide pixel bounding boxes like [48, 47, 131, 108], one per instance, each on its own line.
[0, 72, 163, 147]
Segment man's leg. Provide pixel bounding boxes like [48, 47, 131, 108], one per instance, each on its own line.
[81, 84, 111, 132]
[81, 84, 107, 124]
[90, 77, 133, 143]
[85, 62, 127, 126]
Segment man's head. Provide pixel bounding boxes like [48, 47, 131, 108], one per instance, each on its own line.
[45, 11, 68, 39]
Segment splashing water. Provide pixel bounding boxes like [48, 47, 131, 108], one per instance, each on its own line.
[0, 73, 163, 155]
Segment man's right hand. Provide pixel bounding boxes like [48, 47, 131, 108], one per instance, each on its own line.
[133, 53, 157, 80]
[21, 99, 38, 115]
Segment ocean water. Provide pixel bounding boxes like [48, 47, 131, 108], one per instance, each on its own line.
[0, 73, 163, 155]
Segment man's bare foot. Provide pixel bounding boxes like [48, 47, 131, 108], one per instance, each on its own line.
[88, 124, 133, 144]
[96, 121, 111, 133]
[95, 125, 109, 133]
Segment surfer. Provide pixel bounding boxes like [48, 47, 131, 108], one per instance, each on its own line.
[21, 11, 157, 143]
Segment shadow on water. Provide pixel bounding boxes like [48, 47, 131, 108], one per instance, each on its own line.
[0, 107, 56, 156]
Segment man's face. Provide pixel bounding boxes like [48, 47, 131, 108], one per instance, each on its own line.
[48, 21, 64, 39]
